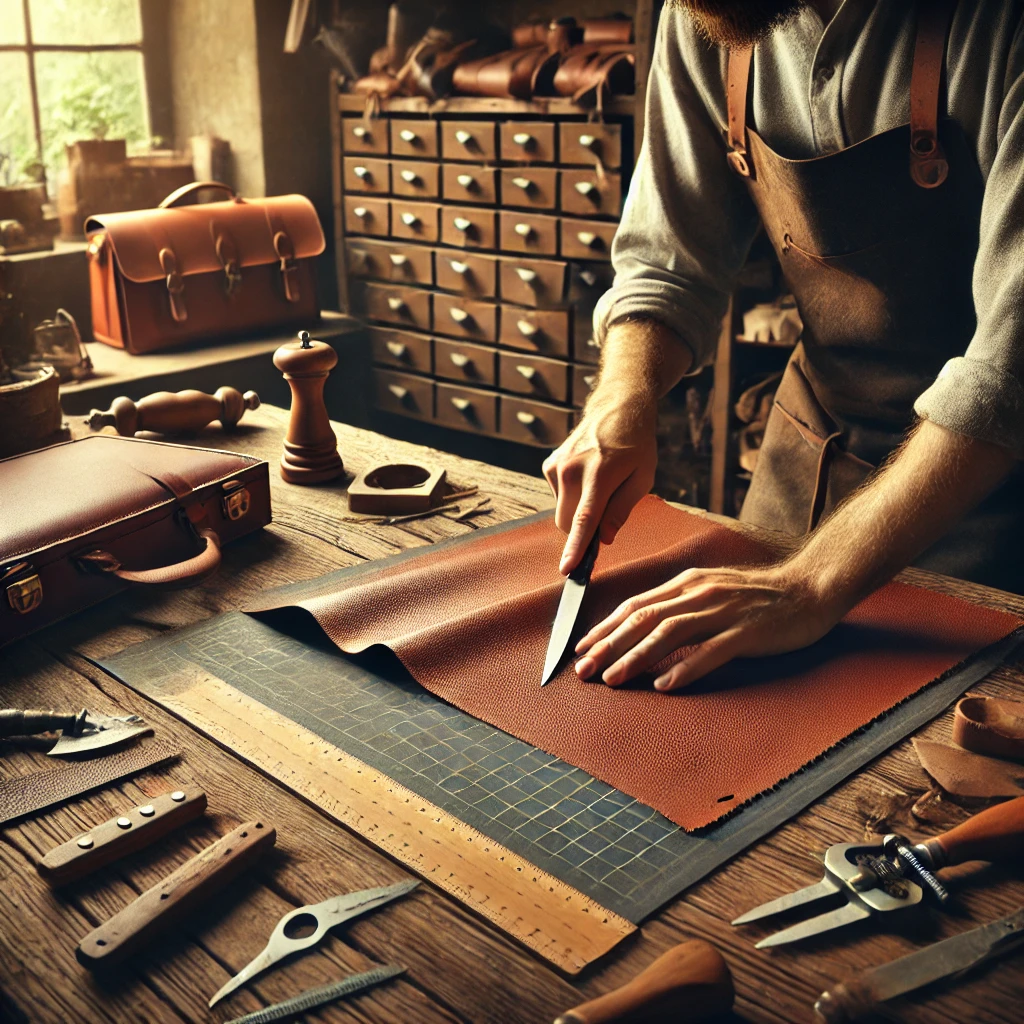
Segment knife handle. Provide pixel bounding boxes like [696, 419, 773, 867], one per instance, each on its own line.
[0, 708, 84, 738]
[76, 819, 275, 968]
[571, 532, 602, 583]
[38, 787, 208, 886]
[923, 794, 1024, 868]
[813, 977, 882, 1023]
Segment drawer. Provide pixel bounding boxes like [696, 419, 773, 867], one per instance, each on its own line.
[500, 167, 558, 210]
[561, 218, 616, 260]
[500, 121, 557, 163]
[362, 282, 432, 331]
[343, 156, 389, 194]
[442, 164, 498, 206]
[572, 363, 599, 407]
[560, 169, 622, 217]
[435, 381, 498, 433]
[344, 195, 389, 237]
[390, 200, 440, 243]
[391, 159, 440, 199]
[499, 351, 570, 403]
[442, 120, 498, 163]
[436, 251, 498, 298]
[433, 292, 498, 342]
[347, 239, 433, 286]
[499, 306, 571, 358]
[441, 205, 498, 250]
[569, 261, 616, 304]
[389, 118, 439, 158]
[501, 396, 575, 448]
[559, 122, 622, 169]
[499, 211, 559, 256]
[342, 118, 389, 154]
[374, 368, 433, 419]
[369, 326, 433, 374]
[434, 338, 498, 386]
[575, 332, 602, 364]
[498, 257, 566, 307]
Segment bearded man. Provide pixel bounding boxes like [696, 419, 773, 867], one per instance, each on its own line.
[544, 1, 1024, 691]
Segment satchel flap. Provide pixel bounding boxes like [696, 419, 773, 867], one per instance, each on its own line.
[0, 435, 262, 563]
[84, 194, 326, 284]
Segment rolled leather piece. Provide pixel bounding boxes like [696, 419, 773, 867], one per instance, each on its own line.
[453, 45, 560, 100]
[581, 15, 634, 44]
[913, 737, 1024, 798]
[953, 695, 1024, 761]
[552, 43, 635, 105]
[353, 72, 403, 99]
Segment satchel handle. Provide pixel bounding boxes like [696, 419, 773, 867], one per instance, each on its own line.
[159, 181, 241, 209]
[77, 528, 222, 589]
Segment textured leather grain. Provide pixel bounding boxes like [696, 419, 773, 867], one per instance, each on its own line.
[247, 496, 1020, 830]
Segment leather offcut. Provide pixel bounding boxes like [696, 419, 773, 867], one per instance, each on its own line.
[246, 496, 1020, 830]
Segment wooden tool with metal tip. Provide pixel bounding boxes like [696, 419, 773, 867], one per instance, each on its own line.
[87, 387, 260, 436]
[553, 940, 734, 1024]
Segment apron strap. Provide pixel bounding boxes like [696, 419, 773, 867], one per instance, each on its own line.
[726, 45, 753, 177]
[909, 0, 958, 188]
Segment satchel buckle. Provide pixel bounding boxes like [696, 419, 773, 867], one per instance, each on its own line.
[221, 480, 251, 521]
[159, 247, 188, 322]
[273, 230, 300, 303]
[223, 259, 243, 297]
[6, 573, 43, 615]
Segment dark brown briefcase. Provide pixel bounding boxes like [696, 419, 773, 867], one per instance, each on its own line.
[0, 435, 271, 647]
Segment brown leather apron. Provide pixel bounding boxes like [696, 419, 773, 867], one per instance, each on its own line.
[727, 0, 1024, 593]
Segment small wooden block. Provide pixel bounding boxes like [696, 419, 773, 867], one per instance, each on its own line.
[348, 463, 447, 515]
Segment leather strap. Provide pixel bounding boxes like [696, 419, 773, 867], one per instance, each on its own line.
[725, 46, 753, 177]
[909, 0, 958, 188]
[0, 740, 180, 826]
[159, 181, 239, 208]
[953, 696, 1024, 761]
[158, 247, 187, 322]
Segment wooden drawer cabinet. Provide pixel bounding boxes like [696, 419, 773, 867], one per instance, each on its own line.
[390, 200, 440, 243]
[500, 168, 558, 210]
[501, 121, 557, 163]
[433, 292, 498, 342]
[500, 396, 574, 447]
[499, 351, 570, 403]
[374, 368, 433, 418]
[561, 218, 616, 260]
[369, 326, 433, 374]
[442, 164, 498, 205]
[441, 205, 498, 250]
[572, 364, 599, 407]
[498, 257, 566, 307]
[391, 160, 440, 198]
[499, 211, 559, 256]
[575, 332, 602, 364]
[435, 251, 498, 297]
[343, 156, 389, 194]
[435, 382, 498, 433]
[342, 117, 389, 154]
[362, 282, 432, 331]
[347, 239, 433, 286]
[561, 169, 622, 217]
[390, 118, 438, 158]
[441, 120, 498, 162]
[559, 123, 622, 168]
[344, 196, 389, 237]
[498, 306, 570, 358]
[434, 338, 498, 386]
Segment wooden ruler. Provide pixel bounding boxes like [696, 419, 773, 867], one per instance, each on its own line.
[154, 666, 635, 974]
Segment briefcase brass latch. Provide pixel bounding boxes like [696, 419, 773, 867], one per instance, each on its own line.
[5, 573, 43, 615]
[221, 481, 251, 521]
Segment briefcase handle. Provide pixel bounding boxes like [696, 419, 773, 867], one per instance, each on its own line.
[159, 181, 242, 209]
[77, 527, 222, 590]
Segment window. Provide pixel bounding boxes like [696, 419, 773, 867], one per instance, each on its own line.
[0, 0, 149, 189]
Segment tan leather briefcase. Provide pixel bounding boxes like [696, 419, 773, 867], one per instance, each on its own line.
[85, 181, 325, 354]
[0, 435, 271, 647]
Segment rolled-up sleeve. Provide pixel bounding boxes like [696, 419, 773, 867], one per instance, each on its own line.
[914, 20, 1024, 455]
[593, 13, 761, 369]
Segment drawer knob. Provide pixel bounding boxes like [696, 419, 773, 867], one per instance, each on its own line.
[579, 269, 597, 286]
[578, 133, 597, 149]
[516, 410, 539, 428]
[451, 397, 474, 415]
[574, 181, 598, 198]
[583, 373, 597, 388]
[353, 165, 371, 179]
[387, 296, 408, 312]
[353, 125, 369, 139]
[449, 352, 471, 368]
[516, 319, 539, 338]
[514, 267, 538, 285]
[511, 176, 534, 192]
[515, 364, 538, 382]
[512, 132, 534, 148]
[449, 260, 469, 275]
[577, 231, 600, 248]
[586, 336, 600, 350]
[389, 253, 409, 267]
[455, 129, 473, 145]
[400, 169, 420, 184]
[399, 128, 418, 143]
[453, 216, 472, 232]
[352, 206, 369, 219]
[385, 341, 409, 359]
[456, 173, 476, 190]
[400, 212, 421, 228]
[514, 222, 534, 238]
[387, 383, 410, 402]
[449, 307, 472, 325]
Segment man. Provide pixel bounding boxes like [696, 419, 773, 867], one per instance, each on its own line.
[543, 0, 1024, 692]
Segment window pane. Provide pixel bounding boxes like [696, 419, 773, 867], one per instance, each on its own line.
[0, 0, 26, 44]
[0, 53, 38, 185]
[35, 50, 148, 181]
[28, 0, 141, 45]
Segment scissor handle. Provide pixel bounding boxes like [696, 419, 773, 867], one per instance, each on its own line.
[923, 795, 1024, 867]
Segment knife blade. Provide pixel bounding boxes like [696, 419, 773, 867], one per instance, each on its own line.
[541, 532, 601, 686]
[0, 708, 151, 756]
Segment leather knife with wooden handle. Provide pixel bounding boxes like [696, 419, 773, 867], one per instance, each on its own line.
[541, 532, 601, 686]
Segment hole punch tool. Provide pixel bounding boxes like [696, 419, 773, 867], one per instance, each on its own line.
[733, 794, 1024, 948]
[208, 879, 419, 1007]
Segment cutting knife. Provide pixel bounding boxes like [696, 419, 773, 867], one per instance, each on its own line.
[541, 532, 601, 687]
[0, 708, 151, 756]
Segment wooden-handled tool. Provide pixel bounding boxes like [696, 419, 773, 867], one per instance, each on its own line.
[77, 820, 275, 968]
[916, 793, 1024, 867]
[86, 387, 260, 437]
[553, 941, 734, 1024]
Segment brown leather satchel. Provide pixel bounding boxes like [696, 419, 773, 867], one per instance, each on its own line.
[0, 435, 271, 647]
[85, 182, 325, 354]
[552, 42, 635, 107]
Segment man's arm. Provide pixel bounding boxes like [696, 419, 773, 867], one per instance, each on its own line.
[574, 420, 1016, 690]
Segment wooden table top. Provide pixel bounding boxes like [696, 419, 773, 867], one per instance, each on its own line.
[2, 404, 1023, 1024]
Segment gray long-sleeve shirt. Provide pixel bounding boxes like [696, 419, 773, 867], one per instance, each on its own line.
[594, 0, 1024, 453]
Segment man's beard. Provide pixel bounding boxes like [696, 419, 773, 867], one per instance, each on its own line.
[666, 0, 809, 47]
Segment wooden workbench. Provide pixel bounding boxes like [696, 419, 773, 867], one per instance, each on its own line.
[2, 404, 1022, 1024]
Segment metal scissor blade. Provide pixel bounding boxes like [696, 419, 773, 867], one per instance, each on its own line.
[755, 898, 872, 949]
[731, 876, 841, 926]
[319, 879, 419, 925]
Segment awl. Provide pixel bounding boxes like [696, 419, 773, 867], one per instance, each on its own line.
[0, 707, 151, 756]
[541, 532, 601, 686]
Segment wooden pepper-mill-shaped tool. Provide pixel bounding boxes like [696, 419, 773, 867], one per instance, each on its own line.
[86, 387, 260, 437]
[274, 330, 345, 484]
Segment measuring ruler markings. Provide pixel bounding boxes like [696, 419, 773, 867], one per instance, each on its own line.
[158, 667, 635, 973]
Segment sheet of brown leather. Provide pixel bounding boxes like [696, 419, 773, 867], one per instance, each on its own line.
[246, 497, 1020, 830]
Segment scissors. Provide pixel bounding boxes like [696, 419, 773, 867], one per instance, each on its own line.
[209, 879, 418, 1007]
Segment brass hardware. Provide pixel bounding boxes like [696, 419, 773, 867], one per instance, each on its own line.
[388, 384, 411, 403]
[1, 561, 32, 583]
[400, 169, 419, 184]
[223, 259, 243, 297]
[453, 216, 472, 232]
[454, 130, 472, 145]
[385, 341, 408, 359]
[400, 212, 420, 227]
[514, 223, 533, 238]
[449, 352, 471, 368]
[222, 483, 251, 521]
[7, 574, 43, 615]
[399, 129, 417, 143]
[86, 232, 106, 259]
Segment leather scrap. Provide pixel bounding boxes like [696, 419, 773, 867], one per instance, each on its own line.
[912, 737, 1024, 798]
[953, 695, 1024, 761]
[246, 496, 1021, 831]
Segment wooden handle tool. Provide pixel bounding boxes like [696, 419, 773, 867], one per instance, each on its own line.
[0, 708, 84, 738]
[76, 819, 275, 968]
[920, 794, 1024, 867]
[38, 787, 207, 886]
[86, 387, 259, 437]
[553, 940, 734, 1024]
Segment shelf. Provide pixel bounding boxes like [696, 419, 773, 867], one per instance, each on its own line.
[338, 93, 635, 118]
